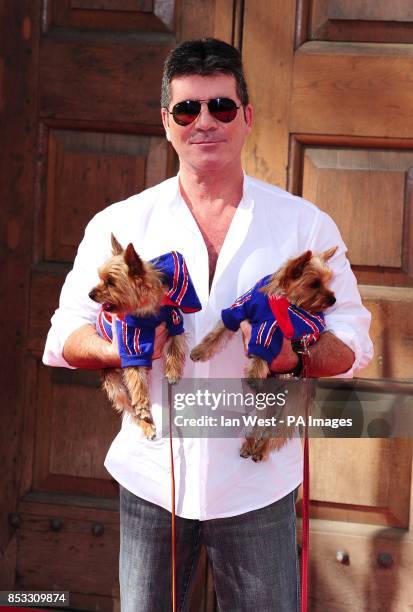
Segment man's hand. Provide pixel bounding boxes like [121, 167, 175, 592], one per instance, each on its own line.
[112, 316, 168, 360]
[152, 323, 168, 360]
[239, 321, 355, 376]
[240, 321, 299, 373]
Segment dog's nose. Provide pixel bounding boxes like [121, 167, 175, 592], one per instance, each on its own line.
[329, 295, 336, 305]
[88, 290, 96, 301]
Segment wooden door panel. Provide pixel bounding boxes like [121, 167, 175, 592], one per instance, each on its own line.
[17, 499, 119, 612]
[33, 366, 119, 497]
[302, 150, 405, 267]
[39, 38, 169, 124]
[291, 43, 413, 138]
[311, 0, 413, 43]
[301, 147, 413, 282]
[44, 129, 168, 261]
[310, 438, 412, 527]
[46, 0, 174, 32]
[326, 1, 413, 22]
[71, 0, 153, 11]
[307, 524, 413, 612]
[360, 290, 413, 380]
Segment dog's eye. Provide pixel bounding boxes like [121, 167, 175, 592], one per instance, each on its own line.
[106, 277, 115, 287]
[310, 280, 321, 289]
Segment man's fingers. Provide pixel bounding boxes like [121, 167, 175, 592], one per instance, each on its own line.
[153, 323, 168, 360]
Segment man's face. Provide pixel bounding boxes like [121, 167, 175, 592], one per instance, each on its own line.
[161, 73, 253, 175]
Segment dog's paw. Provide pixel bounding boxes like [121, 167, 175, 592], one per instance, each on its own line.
[189, 346, 206, 362]
[252, 452, 264, 463]
[239, 440, 252, 459]
[251, 439, 270, 462]
[140, 419, 157, 440]
[164, 363, 183, 385]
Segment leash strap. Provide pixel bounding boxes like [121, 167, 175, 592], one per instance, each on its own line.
[300, 353, 310, 612]
[301, 416, 309, 612]
[168, 383, 177, 612]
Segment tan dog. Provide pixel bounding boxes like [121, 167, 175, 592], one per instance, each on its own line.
[89, 234, 189, 440]
[191, 247, 337, 460]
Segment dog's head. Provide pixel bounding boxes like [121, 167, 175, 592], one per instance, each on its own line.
[88, 234, 165, 316]
[264, 247, 338, 312]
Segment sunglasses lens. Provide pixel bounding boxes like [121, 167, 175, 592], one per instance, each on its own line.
[170, 98, 240, 125]
[172, 101, 201, 126]
[208, 98, 238, 123]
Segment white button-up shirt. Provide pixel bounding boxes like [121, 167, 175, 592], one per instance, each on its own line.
[43, 174, 373, 519]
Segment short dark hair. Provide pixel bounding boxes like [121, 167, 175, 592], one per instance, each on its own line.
[161, 38, 249, 108]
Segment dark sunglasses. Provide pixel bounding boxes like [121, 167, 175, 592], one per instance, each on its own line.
[166, 97, 242, 126]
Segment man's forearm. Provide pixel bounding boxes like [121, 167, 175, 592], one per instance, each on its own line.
[63, 324, 120, 369]
[305, 331, 355, 377]
[268, 331, 355, 377]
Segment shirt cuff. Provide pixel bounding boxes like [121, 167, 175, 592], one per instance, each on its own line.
[42, 313, 96, 369]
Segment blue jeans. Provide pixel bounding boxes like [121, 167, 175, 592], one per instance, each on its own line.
[119, 486, 300, 612]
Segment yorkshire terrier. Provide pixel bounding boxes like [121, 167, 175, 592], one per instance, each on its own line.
[89, 234, 201, 440]
[190, 247, 337, 460]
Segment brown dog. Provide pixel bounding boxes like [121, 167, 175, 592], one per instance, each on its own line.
[89, 234, 188, 440]
[190, 247, 337, 460]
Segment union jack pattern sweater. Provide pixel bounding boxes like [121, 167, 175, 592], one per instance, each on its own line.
[221, 275, 326, 365]
[96, 251, 201, 368]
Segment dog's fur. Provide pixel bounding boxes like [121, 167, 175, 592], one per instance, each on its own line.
[89, 234, 186, 440]
[190, 247, 337, 461]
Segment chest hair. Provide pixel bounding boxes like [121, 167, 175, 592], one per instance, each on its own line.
[194, 210, 236, 288]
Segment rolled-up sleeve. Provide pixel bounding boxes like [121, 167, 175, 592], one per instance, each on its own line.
[308, 210, 374, 376]
[42, 213, 110, 369]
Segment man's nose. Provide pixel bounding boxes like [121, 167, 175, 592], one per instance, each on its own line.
[195, 102, 217, 128]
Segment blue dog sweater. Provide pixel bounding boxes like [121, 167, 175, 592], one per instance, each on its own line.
[221, 275, 326, 365]
[96, 251, 202, 368]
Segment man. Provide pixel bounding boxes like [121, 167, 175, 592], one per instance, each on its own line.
[43, 38, 373, 611]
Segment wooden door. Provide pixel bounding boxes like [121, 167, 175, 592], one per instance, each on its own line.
[237, 1, 413, 610]
[0, 1, 221, 610]
[3, 2, 412, 611]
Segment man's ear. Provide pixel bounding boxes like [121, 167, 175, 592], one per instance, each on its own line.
[124, 243, 145, 277]
[161, 108, 171, 142]
[111, 233, 123, 255]
[243, 103, 253, 131]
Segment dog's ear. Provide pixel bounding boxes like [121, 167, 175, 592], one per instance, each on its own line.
[111, 233, 123, 255]
[289, 250, 312, 279]
[124, 243, 144, 277]
[321, 246, 338, 262]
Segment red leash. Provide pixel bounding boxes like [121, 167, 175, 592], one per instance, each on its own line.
[301, 421, 309, 612]
[168, 383, 177, 612]
[300, 355, 311, 612]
